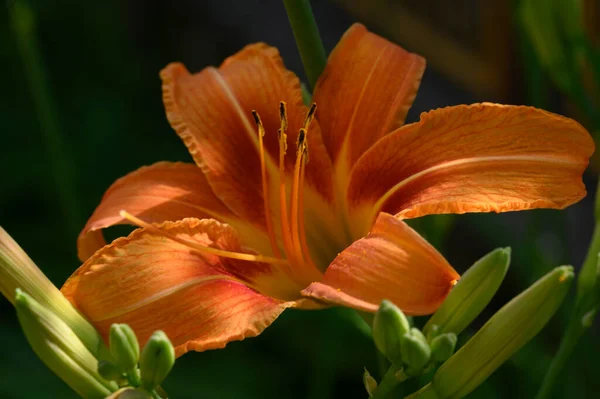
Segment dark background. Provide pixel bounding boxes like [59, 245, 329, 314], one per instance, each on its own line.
[1, 0, 598, 397]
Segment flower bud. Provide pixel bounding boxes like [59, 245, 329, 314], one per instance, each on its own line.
[15, 289, 117, 398]
[424, 248, 510, 336]
[373, 300, 410, 365]
[110, 324, 140, 372]
[432, 266, 574, 398]
[430, 333, 457, 363]
[140, 330, 175, 389]
[426, 324, 440, 343]
[400, 328, 431, 372]
[0, 227, 108, 359]
[98, 360, 123, 381]
[362, 368, 377, 397]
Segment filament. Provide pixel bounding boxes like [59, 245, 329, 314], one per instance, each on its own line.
[119, 211, 289, 265]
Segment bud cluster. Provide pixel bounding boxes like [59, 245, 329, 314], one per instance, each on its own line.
[373, 300, 457, 378]
[369, 248, 575, 399]
[98, 325, 176, 397]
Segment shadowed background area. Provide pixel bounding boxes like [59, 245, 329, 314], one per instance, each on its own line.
[0, 0, 598, 397]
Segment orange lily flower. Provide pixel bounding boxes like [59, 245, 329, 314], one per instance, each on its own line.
[61, 24, 593, 356]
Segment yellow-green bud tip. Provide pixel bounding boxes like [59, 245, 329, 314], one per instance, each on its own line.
[362, 368, 377, 397]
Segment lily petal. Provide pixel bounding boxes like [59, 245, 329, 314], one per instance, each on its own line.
[313, 23, 425, 174]
[161, 44, 334, 233]
[77, 162, 239, 261]
[347, 104, 594, 235]
[301, 213, 459, 315]
[64, 218, 298, 356]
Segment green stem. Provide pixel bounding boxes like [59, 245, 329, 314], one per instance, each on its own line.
[371, 366, 408, 399]
[282, 0, 327, 89]
[535, 314, 586, 399]
[8, 0, 82, 238]
[536, 220, 600, 398]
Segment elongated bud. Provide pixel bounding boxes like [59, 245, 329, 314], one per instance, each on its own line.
[0, 227, 108, 359]
[424, 248, 510, 336]
[430, 333, 457, 363]
[140, 330, 175, 390]
[363, 368, 377, 397]
[98, 360, 123, 381]
[373, 300, 410, 365]
[15, 289, 117, 398]
[110, 324, 140, 372]
[400, 328, 431, 373]
[432, 266, 574, 398]
[106, 388, 152, 399]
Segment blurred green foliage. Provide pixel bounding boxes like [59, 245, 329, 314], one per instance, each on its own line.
[0, 0, 599, 398]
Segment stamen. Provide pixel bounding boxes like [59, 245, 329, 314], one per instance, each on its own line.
[276, 102, 297, 265]
[290, 105, 321, 277]
[119, 211, 289, 265]
[297, 151, 314, 265]
[252, 110, 281, 258]
[289, 133, 306, 262]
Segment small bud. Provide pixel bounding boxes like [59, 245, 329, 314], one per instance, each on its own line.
[373, 300, 410, 365]
[0, 227, 108, 358]
[430, 333, 457, 363]
[582, 309, 597, 328]
[15, 289, 117, 398]
[400, 328, 431, 372]
[424, 248, 510, 336]
[98, 360, 123, 381]
[426, 324, 440, 343]
[110, 324, 140, 372]
[432, 266, 574, 398]
[140, 330, 175, 390]
[362, 368, 377, 397]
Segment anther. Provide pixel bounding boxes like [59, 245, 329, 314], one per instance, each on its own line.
[279, 101, 288, 131]
[251, 110, 265, 137]
[303, 103, 317, 129]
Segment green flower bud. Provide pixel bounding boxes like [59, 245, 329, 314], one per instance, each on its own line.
[362, 368, 377, 397]
[426, 324, 440, 343]
[430, 333, 457, 363]
[400, 328, 431, 372]
[140, 330, 175, 390]
[424, 248, 510, 336]
[15, 289, 117, 398]
[373, 300, 410, 365]
[432, 266, 574, 399]
[0, 227, 108, 359]
[98, 360, 123, 381]
[110, 324, 140, 372]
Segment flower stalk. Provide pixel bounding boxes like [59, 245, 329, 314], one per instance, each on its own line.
[536, 184, 600, 399]
[282, 0, 327, 89]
